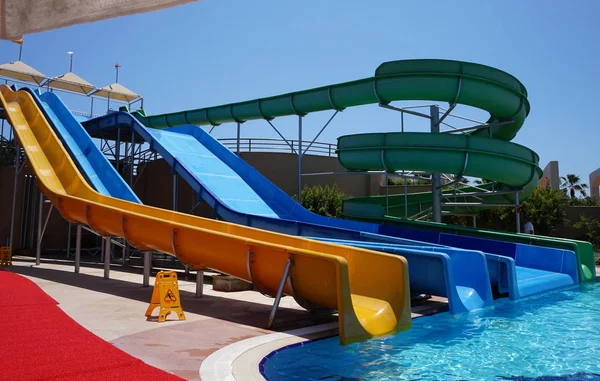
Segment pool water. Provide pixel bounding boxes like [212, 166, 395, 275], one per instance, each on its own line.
[262, 283, 600, 381]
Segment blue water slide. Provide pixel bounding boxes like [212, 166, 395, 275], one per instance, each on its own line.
[81, 112, 494, 314]
[154, 123, 579, 294]
[310, 238, 494, 313]
[376, 224, 579, 297]
[24, 89, 140, 203]
[81, 112, 576, 304]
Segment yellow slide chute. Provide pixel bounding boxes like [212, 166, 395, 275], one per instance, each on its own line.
[0, 85, 411, 344]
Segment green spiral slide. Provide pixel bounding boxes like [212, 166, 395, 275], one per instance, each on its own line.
[132, 59, 595, 282]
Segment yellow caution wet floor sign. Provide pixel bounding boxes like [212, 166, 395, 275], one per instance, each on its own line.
[0, 247, 11, 266]
[145, 270, 185, 322]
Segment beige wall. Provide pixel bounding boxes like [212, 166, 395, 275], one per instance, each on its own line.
[555, 206, 600, 239]
[239, 152, 382, 198]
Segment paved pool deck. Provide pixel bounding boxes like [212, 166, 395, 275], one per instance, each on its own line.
[6, 256, 597, 380]
[6, 256, 448, 380]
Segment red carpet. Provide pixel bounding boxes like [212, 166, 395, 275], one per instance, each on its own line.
[0, 270, 184, 381]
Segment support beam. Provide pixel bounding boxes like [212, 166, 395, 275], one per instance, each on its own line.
[401, 112, 408, 219]
[515, 192, 521, 234]
[442, 202, 516, 207]
[381, 150, 389, 214]
[303, 110, 338, 155]
[385, 172, 389, 214]
[380, 103, 432, 119]
[129, 130, 135, 185]
[103, 237, 111, 279]
[436, 102, 456, 127]
[442, 189, 522, 198]
[36, 197, 53, 266]
[66, 222, 72, 259]
[143, 252, 151, 287]
[115, 127, 121, 172]
[236, 122, 241, 155]
[472, 215, 477, 228]
[196, 270, 204, 298]
[430, 105, 442, 222]
[441, 120, 514, 134]
[35, 194, 43, 265]
[9, 138, 19, 258]
[74, 225, 81, 273]
[297, 116, 303, 203]
[172, 173, 178, 211]
[266, 120, 296, 154]
[267, 258, 292, 329]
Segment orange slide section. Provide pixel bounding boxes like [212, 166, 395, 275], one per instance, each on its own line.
[0, 85, 411, 344]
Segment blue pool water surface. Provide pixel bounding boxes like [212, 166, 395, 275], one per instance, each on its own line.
[262, 283, 600, 381]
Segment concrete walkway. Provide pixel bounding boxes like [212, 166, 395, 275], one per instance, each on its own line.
[7, 256, 343, 379]
[6, 255, 448, 380]
[8, 257, 595, 380]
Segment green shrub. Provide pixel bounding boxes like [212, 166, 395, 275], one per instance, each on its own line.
[387, 178, 431, 186]
[293, 184, 346, 218]
[573, 216, 600, 256]
[478, 186, 565, 235]
[567, 197, 600, 207]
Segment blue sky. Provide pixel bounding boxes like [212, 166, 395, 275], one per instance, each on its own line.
[1, 0, 598, 186]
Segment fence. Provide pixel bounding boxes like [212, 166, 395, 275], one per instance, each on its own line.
[219, 137, 337, 157]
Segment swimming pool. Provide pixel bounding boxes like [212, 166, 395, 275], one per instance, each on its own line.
[262, 283, 600, 381]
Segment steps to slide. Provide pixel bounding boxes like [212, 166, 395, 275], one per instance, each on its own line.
[0, 85, 412, 345]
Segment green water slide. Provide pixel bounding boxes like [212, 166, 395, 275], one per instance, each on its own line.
[338, 132, 541, 217]
[133, 59, 527, 138]
[132, 59, 595, 282]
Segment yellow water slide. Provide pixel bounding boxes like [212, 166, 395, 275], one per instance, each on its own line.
[0, 85, 411, 344]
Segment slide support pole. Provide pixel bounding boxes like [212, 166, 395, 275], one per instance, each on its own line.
[431, 105, 442, 222]
[9, 138, 19, 258]
[267, 258, 292, 329]
[143, 252, 151, 287]
[35, 194, 43, 265]
[515, 192, 521, 233]
[236, 122, 241, 155]
[74, 224, 81, 273]
[298, 116, 303, 203]
[103, 237, 111, 279]
[196, 270, 204, 298]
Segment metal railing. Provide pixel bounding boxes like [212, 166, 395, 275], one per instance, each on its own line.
[70, 109, 104, 119]
[219, 138, 337, 157]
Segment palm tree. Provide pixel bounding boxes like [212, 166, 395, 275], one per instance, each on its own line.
[560, 174, 588, 198]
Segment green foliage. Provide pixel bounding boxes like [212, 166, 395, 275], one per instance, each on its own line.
[442, 215, 469, 226]
[521, 187, 566, 235]
[0, 139, 16, 166]
[293, 184, 346, 218]
[387, 178, 431, 186]
[478, 186, 565, 235]
[561, 174, 588, 199]
[573, 216, 600, 255]
[567, 197, 600, 207]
